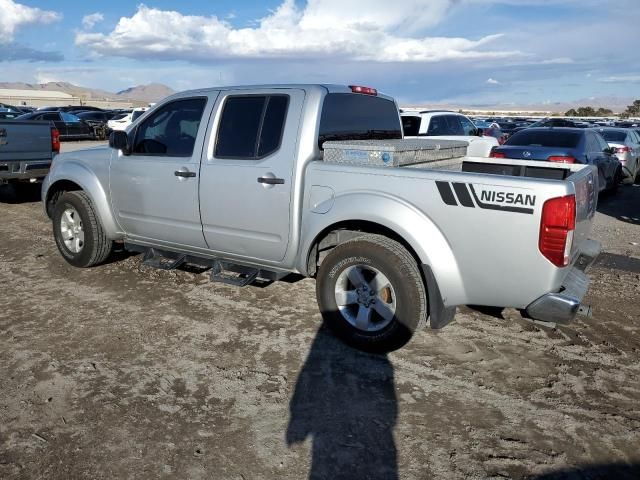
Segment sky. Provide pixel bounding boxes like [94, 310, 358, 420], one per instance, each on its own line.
[1, 0, 639, 106]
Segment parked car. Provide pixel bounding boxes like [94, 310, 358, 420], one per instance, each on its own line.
[107, 107, 148, 132]
[43, 84, 601, 352]
[401, 111, 499, 156]
[510, 118, 578, 135]
[474, 120, 507, 144]
[75, 111, 120, 140]
[15, 111, 96, 140]
[0, 119, 59, 190]
[490, 127, 621, 193]
[0, 111, 22, 120]
[595, 127, 640, 183]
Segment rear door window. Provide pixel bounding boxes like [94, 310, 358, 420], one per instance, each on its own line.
[215, 95, 289, 159]
[318, 93, 401, 148]
[426, 115, 448, 135]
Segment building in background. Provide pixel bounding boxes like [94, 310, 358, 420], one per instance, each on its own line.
[0, 88, 136, 109]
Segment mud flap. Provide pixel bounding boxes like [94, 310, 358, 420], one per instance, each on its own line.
[421, 264, 457, 329]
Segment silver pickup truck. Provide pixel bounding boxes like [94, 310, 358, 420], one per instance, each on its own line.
[42, 84, 600, 352]
[1, 120, 60, 187]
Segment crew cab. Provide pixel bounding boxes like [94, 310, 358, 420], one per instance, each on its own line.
[400, 110, 499, 157]
[42, 85, 600, 352]
[0, 120, 60, 188]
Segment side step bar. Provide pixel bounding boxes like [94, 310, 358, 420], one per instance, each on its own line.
[126, 243, 286, 287]
[142, 248, 186, 270]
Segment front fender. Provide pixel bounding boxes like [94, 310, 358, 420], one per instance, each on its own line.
[297, 191, 466, 307]
[43, 161, 122, 240]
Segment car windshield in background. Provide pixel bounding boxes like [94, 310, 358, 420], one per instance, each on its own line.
[401, 116, 421, 136]
[599, 130, 627, 142]
[507, 130, 581, 148]
[132, 110, 145, 121]
[318, 93, 402, 148]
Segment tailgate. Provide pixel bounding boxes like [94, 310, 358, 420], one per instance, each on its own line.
[568, 164, 598, 260]
[0, 121, 52, 162]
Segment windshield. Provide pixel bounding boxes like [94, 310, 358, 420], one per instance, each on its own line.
[599, 130, 627, 142]
[507, 130, 581, 148]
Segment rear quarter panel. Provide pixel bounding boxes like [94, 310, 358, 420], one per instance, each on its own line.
[301, 160, 589, 309]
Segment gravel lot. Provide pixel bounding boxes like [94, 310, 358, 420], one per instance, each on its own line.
[1, 141, 639, 479]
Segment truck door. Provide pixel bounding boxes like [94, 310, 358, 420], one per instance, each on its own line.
[109, 95, 215, 248]
[198, 89, 305, 262]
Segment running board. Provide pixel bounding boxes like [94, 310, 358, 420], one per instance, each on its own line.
[210, 260, 260, 287]
[141, 248, 187, 270]
[124, 243, 287, 287]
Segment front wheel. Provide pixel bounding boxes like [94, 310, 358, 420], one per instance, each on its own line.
[316, 234, 427, 353]
[52, 191, 112, 267]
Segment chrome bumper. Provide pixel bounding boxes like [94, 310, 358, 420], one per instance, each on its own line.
[525, 239, 601, 324]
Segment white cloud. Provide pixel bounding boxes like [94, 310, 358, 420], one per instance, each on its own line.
[486, 78, 500, 85]
[599, 75, 640, 84]
[75, 1, 520, 63]
[0, 0, 61, 42]
[82, 12, 104, 30]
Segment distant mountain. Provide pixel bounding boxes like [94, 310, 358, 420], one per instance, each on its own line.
[0, 81, 175, 103]
[115, 83, 175, 103]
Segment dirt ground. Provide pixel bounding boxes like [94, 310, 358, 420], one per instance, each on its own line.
[1, 142, 639, 479]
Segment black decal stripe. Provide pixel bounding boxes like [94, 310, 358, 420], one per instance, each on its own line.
[469, 185, 534, 215]
[452, 182, 475, 208]
[436, 181, 458, 206]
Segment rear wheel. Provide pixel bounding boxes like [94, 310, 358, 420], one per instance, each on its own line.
[316, 234, 427, 353]
[52, 191, 112, 267]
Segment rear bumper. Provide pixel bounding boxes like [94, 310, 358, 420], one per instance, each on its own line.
[0, 159, 52, 183]
[525, 239, 601, 324]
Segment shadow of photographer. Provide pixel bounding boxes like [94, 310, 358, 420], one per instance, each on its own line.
[287, 325, 399, 480]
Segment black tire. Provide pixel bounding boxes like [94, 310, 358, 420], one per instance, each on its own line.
[316, 234, 427, 353]
[52, 191, 112, 267]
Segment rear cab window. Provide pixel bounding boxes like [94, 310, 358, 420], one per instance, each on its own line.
[318, 93, 401, 149]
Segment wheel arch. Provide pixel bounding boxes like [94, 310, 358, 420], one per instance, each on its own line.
[297, 192, 467, 309]
[44, 163, 122, 239]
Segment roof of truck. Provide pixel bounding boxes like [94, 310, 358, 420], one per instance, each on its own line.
[161, 84, 395, 103]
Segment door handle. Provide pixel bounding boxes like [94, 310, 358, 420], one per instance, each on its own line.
[174, 170, 196, 178]
[257, 176, 285, 185]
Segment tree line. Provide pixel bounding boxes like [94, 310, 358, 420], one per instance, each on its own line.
[565, 100, 640, 118]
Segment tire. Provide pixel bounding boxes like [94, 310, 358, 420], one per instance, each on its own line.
[316, 234, 427, 353]
[603, 166, 622, 195]
[52, 191, 112, 267]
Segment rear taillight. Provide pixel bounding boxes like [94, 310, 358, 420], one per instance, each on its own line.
[615, 146, 630, 153]
[490, 150, 506, 158]
[539, 195, 576, 267]
[349, 85, 377, 96]
[51, 127, 60, 153]
[547, 155, 575, 164]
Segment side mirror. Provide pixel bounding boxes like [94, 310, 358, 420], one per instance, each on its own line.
[604, 146, 615, 155]
[109, 130, 131, 155]
[476, 128, 484, 137]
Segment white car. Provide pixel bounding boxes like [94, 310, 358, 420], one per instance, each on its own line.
[401, 110, 499, 157]
[107, 108, 148, 132]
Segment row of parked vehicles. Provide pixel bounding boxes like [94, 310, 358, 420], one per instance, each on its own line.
[400, 109, 640, 192]
[0, 103, 148, 141]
